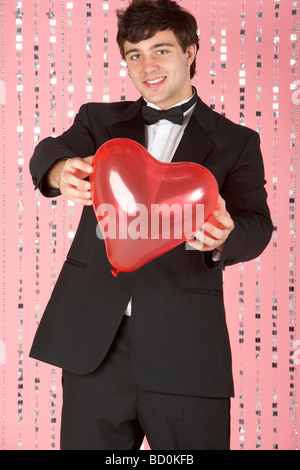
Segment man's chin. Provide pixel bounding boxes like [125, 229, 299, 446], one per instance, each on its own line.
[141, 90, 173, 110]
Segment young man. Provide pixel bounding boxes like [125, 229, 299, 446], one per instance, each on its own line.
[29, 0, 273, 450]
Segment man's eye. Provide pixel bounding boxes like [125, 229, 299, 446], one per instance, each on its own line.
[130, 54, 140, 60]
[157, 49, 168, 55]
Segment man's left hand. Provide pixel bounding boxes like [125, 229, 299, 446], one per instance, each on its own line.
[186, 194, 234, 253]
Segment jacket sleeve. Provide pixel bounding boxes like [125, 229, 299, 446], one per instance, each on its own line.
[29, 104, 97, 197]
[204, 131, 274, 269]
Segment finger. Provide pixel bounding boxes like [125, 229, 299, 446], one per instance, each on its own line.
[67, 185, 91, 199]
[60, 183, 92, 204]
[190, 226, 226, 251]
[202, 222, 225, 241]
[71, 197, 93, 206]
[67, 192, 93, 206]
[63, 172, 91, 191]
[211, 195, 227, 219]
[186, 237, 204, 251]
[66, 157, 93, 175]
[186, 237, 216, 252]
[188, 229, 213, 249]
[213, 211, 234, 231]
[83, 155, 94, 165]
[191, 228, 205, 243]
[211, 196, 234, 230]
[215, 194, 226, 211]
[193, 227, 222, 245]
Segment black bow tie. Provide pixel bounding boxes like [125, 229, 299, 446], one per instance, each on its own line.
[141, 91, 198, 125]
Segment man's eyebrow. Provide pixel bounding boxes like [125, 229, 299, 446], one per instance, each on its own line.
[124, 47, 140, 57]
[124, 42, 176, 57]
[151, 42, 176, 49]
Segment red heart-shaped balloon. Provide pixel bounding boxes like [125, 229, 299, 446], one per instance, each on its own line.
[90, 138, 218, 274]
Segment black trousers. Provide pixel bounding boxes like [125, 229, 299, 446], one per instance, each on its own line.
[60, 316, 231, 450]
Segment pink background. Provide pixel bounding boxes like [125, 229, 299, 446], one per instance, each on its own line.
[0, 0, 299, 450]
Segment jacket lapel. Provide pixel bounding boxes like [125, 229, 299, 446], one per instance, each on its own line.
[110, 97, 146, 147]
[172, 98, 216, 165]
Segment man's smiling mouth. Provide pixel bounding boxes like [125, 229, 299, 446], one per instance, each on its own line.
[143, 76, 166, 87]
[145, 77, 165, 84]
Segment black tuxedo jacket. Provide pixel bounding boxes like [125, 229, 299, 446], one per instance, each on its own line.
[29, 96, 273, 397]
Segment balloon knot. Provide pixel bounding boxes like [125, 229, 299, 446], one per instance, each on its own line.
[111, 269, 119, 278]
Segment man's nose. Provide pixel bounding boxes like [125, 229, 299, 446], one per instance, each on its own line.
[142, 55, 160, 74]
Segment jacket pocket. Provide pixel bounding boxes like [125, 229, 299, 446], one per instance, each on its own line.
[180, 250, 223, 294]
[182, 287, 223, 296]
[65, 257, 89, 270]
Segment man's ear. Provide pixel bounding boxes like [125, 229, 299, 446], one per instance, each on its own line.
[186, 43, 197, 67]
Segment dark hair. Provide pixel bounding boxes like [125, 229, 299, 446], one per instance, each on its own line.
[116, 0, 199, 78]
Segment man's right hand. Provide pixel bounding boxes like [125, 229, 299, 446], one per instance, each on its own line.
[47, 156, 94, 206]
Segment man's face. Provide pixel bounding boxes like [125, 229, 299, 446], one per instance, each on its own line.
[123, 29, 197, 110]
